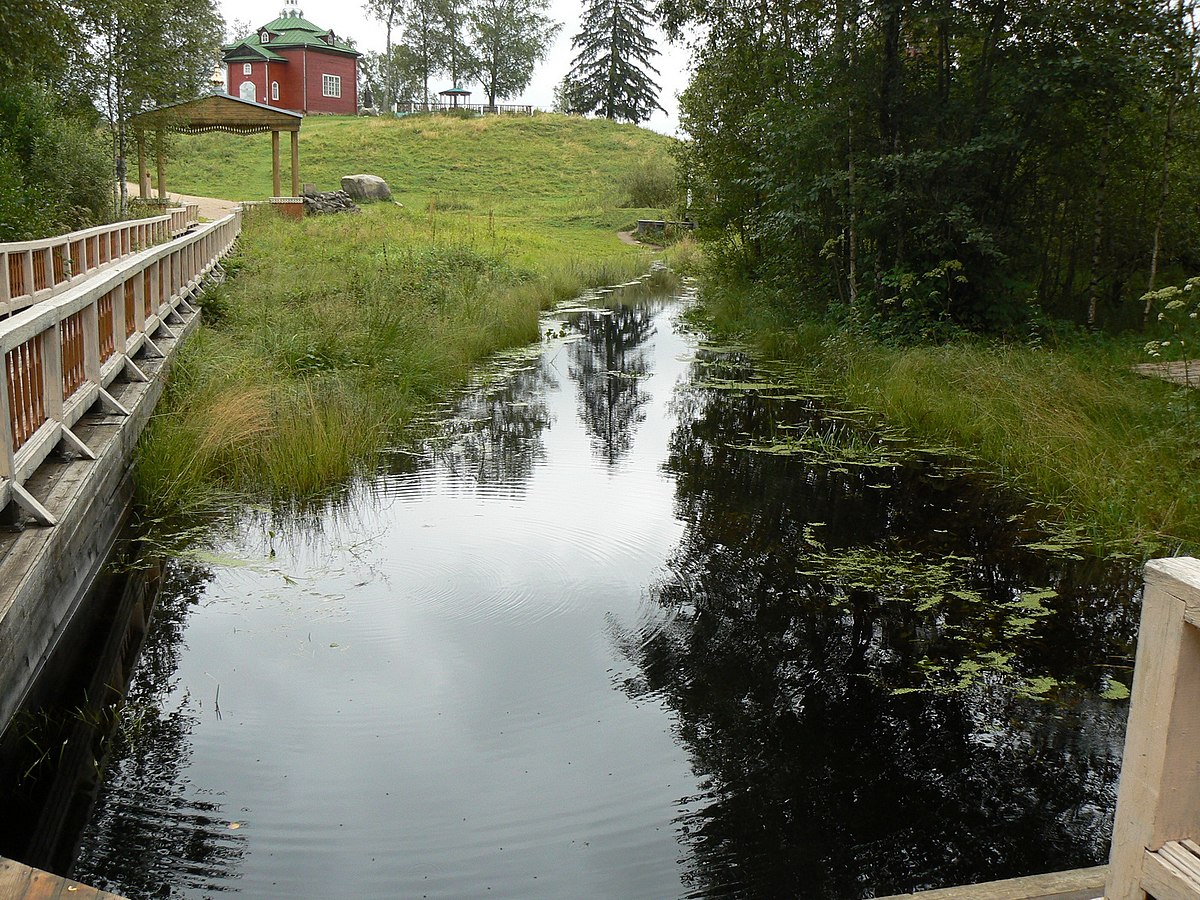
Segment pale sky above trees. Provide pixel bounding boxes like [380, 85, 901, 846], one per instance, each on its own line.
[218, 0, 690, 133]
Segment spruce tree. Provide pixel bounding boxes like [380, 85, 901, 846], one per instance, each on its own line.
[566, 0, 664, 124]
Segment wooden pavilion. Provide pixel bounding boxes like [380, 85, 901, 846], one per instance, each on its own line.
[129, 93, 304, 199]
[438, 85, 472, 108]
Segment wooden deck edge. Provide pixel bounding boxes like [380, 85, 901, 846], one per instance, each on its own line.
[876, 865, 1108, 900]
[0, 856, 129, 898]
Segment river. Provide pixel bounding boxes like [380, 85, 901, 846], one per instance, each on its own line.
[5, 280, 1142, 898]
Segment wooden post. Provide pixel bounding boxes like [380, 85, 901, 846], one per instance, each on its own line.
[156, 131, 166, 201]
[41, 327, 63, 423]
[271, 129, 282, 198]
[0, 355, 14, 480]
[1106, 557, 1200, 900]
[290, 129, 299, 197]
[136, 131, 149, 200]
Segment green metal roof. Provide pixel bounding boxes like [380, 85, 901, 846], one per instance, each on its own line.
[222, 42, 286, 62]
[221, 11, 360, 61]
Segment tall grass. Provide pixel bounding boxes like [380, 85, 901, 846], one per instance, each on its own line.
[702, 280, 1200, 553]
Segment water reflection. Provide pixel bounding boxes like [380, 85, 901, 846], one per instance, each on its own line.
[14, 286, 1146, 899]
[612, 348, 1141, 897]
[567, 303, 657, 466]
[434, 353, 556, 489]
[72, 562, 247, 898]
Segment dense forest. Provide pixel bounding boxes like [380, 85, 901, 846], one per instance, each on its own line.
[664, 0, 1200, 334]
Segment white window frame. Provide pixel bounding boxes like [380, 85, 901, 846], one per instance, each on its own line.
[243, 63, 252, 75]
[322, 74, 341, 98]
[271, 81, 279, 101]
[261, 30, 270, 43]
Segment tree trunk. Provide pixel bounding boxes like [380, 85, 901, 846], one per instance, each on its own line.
[1144, 95, 1178, 326]
[1085, 128, 1111, 329]
[846, 0, 860, 306]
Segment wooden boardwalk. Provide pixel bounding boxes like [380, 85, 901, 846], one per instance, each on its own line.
[877, 866, 1107, 900]
[0, 857, 126, 899]
[1133, 359, 1200, 387]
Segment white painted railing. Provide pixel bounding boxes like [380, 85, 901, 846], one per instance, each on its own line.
[0, 209, 240, 524]
[1106, 557, 1200, 899]
[0, 204, 200, 319]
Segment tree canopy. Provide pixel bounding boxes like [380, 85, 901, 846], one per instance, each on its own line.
[364, 0, 560, 108]
[565, 0, 664, 123]
[0, 0, 222, 235]
[471, 0, 560, 107]
[666, 0, 1200, 334]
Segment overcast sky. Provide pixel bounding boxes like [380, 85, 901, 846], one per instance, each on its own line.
[220, 0, 693, 134]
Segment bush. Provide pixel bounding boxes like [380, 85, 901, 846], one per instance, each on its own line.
[0, 85, 110, 240]
[620, 154, 677, 209]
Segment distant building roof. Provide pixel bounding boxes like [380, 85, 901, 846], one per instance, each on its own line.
[221, 0, 360, 61]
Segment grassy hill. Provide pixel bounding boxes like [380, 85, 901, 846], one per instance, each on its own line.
[139, 113, 694, 513]
[171, 113, 674, 226]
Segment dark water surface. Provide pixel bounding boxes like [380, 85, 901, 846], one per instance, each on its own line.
[23, 284, 1144, 897]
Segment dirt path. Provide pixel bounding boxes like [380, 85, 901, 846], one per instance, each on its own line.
[123, 183, 239, 221]
[617, 230, 663, 249]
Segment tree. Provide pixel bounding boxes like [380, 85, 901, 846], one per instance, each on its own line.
[662, 0, 1200, 334]
[437, 0, 478, 90]
[363, 0, 406, 109]
[565, 0, 664, 124]
[470, 0, 560, 108]
[362, 45, 423, 110]
[84, 0, 222, 214]
[0, 0, 83, 83]
[398, 0, 448, 105]
[553, 77, 586, 115]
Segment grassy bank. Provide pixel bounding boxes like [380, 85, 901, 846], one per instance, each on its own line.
[700, 280, 1200, 554]
[139, 115, 693, 513]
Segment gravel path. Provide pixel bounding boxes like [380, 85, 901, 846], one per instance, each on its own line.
[123, 183, 239, 221]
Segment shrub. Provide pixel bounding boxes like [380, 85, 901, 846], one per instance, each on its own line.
[620, 154, 677, 209]
[0, 85, 110, 239]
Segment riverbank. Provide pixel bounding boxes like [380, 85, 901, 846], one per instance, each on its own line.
[134, 114, 697, 515]
[137, 208, 697, 515]
[698, 279, 1200, 554]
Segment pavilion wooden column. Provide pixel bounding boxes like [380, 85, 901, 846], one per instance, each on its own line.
[290, 130, 299, 197]
[136, 132, 149, 199]
[271, 129, 282, 198]
[155, 132, 166, 200]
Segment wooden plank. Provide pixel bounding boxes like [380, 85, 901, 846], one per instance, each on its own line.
[1142, 849, 1200, 900]
[0, 856, 127, 899]
[876, 866, 1107, 900]
[1160, 842, 1200, 887]
[1107, 558, 1200, 899]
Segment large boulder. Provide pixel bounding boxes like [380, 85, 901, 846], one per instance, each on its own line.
[340, 174, 392, 202]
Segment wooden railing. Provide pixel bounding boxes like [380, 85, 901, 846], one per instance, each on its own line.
[0, 204, 200, 319]
[394, 101, 539, 116]
[1106, 556, 1200, 900]
[0, 210, 239, 524]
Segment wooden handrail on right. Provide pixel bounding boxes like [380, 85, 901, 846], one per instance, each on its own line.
[1106, 557, 1200, 900]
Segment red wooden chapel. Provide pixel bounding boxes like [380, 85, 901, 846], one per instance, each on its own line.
[221, 0, 360, 115]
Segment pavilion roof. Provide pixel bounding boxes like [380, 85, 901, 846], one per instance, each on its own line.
[130, 94, 303, 136]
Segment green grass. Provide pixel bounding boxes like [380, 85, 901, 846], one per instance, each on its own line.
[700, 279, 1200, 554]
[139, 115, 691, 513]
[166, 112, 679, 220]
